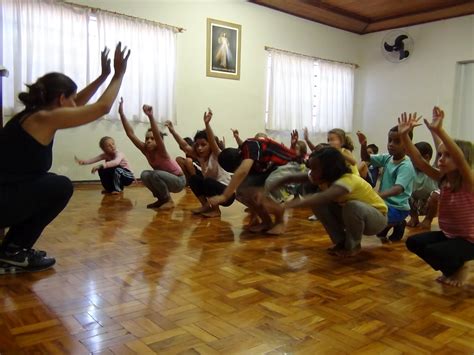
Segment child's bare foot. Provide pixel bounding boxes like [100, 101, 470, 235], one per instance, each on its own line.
[201, 207, 221, 218]
[266, 222, 285, 235]
[419, 218, 432, 230]
[147, 198, 173, 209]
[335, 247, 361, 257]
[407, 217, 419, 227]
[191, 205, 211, 214]
[111, 191, 122, 195]
[248, 223, 272, 233]
[436, 263, 471, 287]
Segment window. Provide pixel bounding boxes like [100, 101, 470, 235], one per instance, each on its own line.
[265, 49, 355, 133]
[1, 0, 178, 123]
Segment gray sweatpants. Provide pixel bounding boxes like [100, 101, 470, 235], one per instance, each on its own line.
[140, 170, 186, 201]
[313, 200, 387, 251]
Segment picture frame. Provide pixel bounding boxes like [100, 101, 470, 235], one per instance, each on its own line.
[206, 18, 241, 80]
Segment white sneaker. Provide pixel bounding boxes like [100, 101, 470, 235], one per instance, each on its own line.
[308, 215, 318, 221]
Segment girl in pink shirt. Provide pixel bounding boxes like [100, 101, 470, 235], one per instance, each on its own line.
[119, 99, 185, 209]
[400, 106, 474, 287]
[76, 136, 135, 194]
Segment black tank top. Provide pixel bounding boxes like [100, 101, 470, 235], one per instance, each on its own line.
[0, 113, 53, 184]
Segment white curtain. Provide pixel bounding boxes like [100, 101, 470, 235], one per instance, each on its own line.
[265, 50, 355, 133]
[2, 0, 90, 117]
[1, 0, 177, 123]
[94, 12, 177, 123]
[314, 60, 354, 132]
[266, 51, 315, 131]
[452, 62, 474, 141]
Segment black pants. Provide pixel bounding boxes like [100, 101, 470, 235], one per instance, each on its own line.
[406, 231, 474, 277]
[189, 175, 235, 206]
[0, 173, 73, 250]
[98, 167, 134, 192]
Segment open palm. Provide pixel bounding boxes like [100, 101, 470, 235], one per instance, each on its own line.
[424, 106, 444, 133]
[398, 112, 421, 136]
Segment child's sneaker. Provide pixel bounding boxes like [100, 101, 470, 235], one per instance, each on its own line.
[0, 248, 55, 274]
[308, 215, 318, 221]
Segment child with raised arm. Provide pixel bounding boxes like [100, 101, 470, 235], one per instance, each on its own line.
[267, 147, 387, 256]
[400, 107, 474, 287]
[75, 136, 135, 194]
[0, 43, 130, 273]
[357, 126, 416, 242]
[118, 99, 185, 209]
[165, 109, 234, 217]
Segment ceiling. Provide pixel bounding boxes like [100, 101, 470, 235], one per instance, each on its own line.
[249, 0, 474, 34]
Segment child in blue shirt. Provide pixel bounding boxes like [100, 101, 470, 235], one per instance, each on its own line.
[358, 126, 416, 242]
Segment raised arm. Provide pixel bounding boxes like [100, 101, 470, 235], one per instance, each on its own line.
[143, 105, 168, 158]
[290, 130, 298, 150]
[429, 123, 443, 167]
[118, 97, 145, 152]
[303, 127, 316, 151]
[425, 106, 473, 189]
[398, 112, 440, 181]
[75, 47, 111, 106]
[38, 43, 130, 132]
[231, 128, 243, 147]
[164, 120, 195, 158]
[204, 108, 221, 156]
[356, 131, 371, 162]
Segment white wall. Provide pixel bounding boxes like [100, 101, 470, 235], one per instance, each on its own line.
[54, 0, 361, 180]
[355, 15, 474, 155]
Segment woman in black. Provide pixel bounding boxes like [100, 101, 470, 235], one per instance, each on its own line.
[0, 43, 130, 273]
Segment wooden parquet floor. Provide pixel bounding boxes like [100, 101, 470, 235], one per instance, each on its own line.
[1, 184, 473, 354]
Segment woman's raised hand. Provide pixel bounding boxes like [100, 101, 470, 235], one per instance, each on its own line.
[100, 47, 111, 77]
[113, 42, 131, 76]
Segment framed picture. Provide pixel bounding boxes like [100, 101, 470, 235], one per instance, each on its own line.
[206, 18, 241, 80]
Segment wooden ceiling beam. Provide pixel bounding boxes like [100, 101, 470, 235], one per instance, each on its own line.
[364, 2, 474, 33]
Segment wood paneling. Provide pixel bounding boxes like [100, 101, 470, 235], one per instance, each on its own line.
[1, 184, 473, 353]
[251, 0, 474, 34]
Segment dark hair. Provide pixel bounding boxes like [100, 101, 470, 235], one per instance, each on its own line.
[415, 141, 433, 160]
[147, 128, 166, 138]
[308, 147, 351, 184]
[18, 72, 77, 112]
[218, 148, 242, 172]
[194, 130, 208, 142]
[99, 136, 114, 149]
[328, 128, 354, 151]
[367, 143, 379, 154]
[184, 137, 194, 146]
[390, 125, 413, 140]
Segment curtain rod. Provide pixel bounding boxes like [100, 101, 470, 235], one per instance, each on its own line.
[61, 1, 185, 33]
[265, 46, 359, 68]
